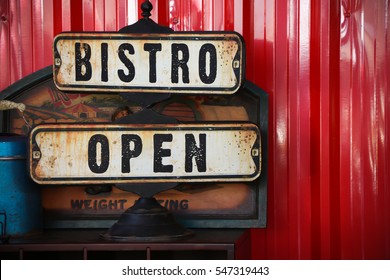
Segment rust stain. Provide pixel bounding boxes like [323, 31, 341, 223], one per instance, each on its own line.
[54, 33, 242, 94]
[30, 123, 260, 184]
[48, 156, 57, 169]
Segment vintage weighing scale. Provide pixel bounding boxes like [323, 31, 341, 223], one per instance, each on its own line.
[1, 1, 267, 242]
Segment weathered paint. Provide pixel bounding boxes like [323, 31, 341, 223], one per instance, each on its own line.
[53, 32, 244, 93]
[0, 134, 42, 235]
[0, 0, 389, 260]
[30, 123, 260, 184]
[1, 74, 267, 228]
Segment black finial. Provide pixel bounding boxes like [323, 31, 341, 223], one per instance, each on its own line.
[141, 0, 153, 19]
[119, 0, 173, 37]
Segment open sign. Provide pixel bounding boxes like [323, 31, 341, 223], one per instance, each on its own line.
[53, 32, 244, 94]
[29, 123, 260, 184]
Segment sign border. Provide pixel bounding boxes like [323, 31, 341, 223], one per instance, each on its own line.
[29, 123, 261, 184]
[53, 31, 245, 94]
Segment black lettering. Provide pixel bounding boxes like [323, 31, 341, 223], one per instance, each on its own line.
[118, 199, 127, 210]
[144, 43, 162, 83]
[171, 44, 190, 83]
[154, 134, 173, 173]
[121, 134, 142, 173]
[169, 200, 179, 210]
[84, 200, 92, 210]
[70, 199, 84, 210]
[118, 43, 135, 82]
[180, 199, 189, 210]
[98, 199, 107, 210]
[70, 199, 127, 211]
[88, 134, 110, 174]
[109, 200, 118, 210]
[75, 43, 92, 81]
[101, 43, 108, 82]
[157, 199, 188, 210]
[185, 134, 206, 172]
[199, 43, 217, 84]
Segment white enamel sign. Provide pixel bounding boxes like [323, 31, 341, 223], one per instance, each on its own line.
[29, 123, 260, 184]
[53, 32, 244, 94]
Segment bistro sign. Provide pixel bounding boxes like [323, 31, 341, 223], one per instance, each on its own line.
[53, 33, 244, 94]
[29, 123, 261, 184]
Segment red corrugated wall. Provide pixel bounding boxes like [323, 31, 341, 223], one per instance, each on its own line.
[1, 0, 389, 259]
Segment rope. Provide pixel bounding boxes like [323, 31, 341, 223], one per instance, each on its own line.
[0, 100, 32, 130]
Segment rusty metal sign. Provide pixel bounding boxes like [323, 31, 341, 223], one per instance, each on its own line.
[29, 123, 260, 184]
[53, 32, 244, 94]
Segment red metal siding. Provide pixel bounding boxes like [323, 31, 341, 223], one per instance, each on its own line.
[337, 0, 390, 259]
[0, 0, 389, 259]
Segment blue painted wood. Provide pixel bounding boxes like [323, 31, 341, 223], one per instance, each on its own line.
[0, 134, 42, 236]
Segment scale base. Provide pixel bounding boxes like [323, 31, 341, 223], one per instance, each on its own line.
[100, 197, 193, 242]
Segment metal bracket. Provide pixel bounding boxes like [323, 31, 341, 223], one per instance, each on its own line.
[100, 1, 190, 241]
[113, 108, 179, 197]
[118, 0, 174, 108]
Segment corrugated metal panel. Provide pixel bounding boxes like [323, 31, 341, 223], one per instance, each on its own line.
[337, 0, 390, 259]
[0, 0, 128, 91]
[0, 0, 389, 259]
[0, 0, 10, 88]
